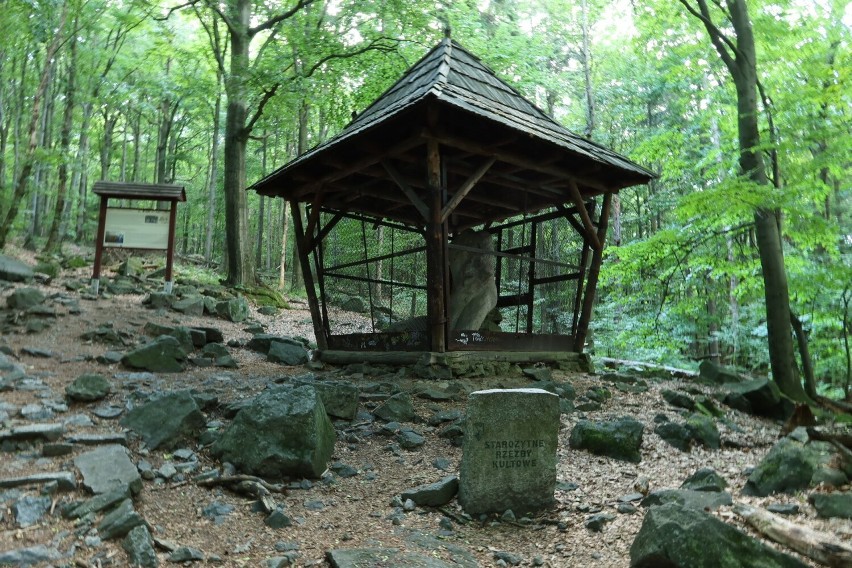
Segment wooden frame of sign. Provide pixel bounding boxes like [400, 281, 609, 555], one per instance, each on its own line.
[90, 181, 187, 295]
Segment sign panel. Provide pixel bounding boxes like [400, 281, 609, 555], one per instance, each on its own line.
[103, 208, 170, 250]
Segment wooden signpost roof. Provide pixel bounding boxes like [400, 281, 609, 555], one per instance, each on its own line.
[251, 38, 653, 231]
[93, 181, 186, 202]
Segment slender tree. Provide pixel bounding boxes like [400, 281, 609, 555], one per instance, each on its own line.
[678, 0, 807, 401]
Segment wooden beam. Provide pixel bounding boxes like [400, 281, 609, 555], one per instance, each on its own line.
[567, 179, 602, 250]
[440, 156, 496, 223]
[381, 160, 430, 222]
[289, 137, 425, 198]
[574, 193, 611, 352]
[289, 199, 328, 350]
[426, 139, 447, 352]
[423, 130, 610, 192]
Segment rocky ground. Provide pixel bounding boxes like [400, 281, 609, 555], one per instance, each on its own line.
[0, 249, 850, 568]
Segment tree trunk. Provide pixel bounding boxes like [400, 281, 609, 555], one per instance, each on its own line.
[289, 99, 309, 292]
[44, 27, 78, 253]
[74, 102, 93, 242]
[0, 1, 68, 250]
[683, 0, 806, 401]
[222, 0, 255, 286]
[205, 85, 222, 263]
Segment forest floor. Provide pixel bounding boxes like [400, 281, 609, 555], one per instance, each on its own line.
[0, 249, 848, 567]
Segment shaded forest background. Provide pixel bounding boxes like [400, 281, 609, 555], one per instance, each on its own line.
[0, 0, 849, 397]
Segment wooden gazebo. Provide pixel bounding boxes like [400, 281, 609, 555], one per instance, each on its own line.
[251, 38, 654, 365]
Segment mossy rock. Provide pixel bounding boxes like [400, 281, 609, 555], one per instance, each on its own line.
[63, 256, 89, 269]
[244, 286, 289, 309]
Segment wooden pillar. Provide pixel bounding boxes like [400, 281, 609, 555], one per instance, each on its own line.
[290, 199, 328, 350]
[426, 139, 447, 352]
[574, 192, 612, 352]
[164, 200, 178, 293]
[90, 196, 109, 294]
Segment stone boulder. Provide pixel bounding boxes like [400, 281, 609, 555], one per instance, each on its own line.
[0, 254, 34, 282]
[401, 476, 459, 507]
[292, 377, 359, 420]
[65, 373, 111, 402]
[7, 287, 45, 310]
[123, 525, 158, 568]
[640, 489, 732, 512]
[143, 291, 173, 310]
[685, 413, 720, 449]
[655, 421, 692, 452]
[808, 492, 852, 519]
[216, 296, 249, 322]
[723, 378, 792, 419]
[121, 335, 187, 373]
[569, 417, 644, 463]
[698, 360, 743, 385]
[171, 295, 205, 316]
[74, 445, 142, 495]
[211, 385, 336, 479]
[681, 468, 728, 493]
[743, 438, 822, 497]
[120, 390, 205, 450]
[630, 503, 806, 568]
[199, 343, 237, 368]
[267, 339, 308, 366]
[143, 323, 194, 353]
[373, 392, 416, 423]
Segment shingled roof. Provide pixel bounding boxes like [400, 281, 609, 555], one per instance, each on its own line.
[252, 38, 653, 230]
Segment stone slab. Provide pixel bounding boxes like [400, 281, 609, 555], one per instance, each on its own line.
[74, 444, 142, 495]
[459, 388, 559, 515]
[327, 548, 455, 568]
[0, 472, 77, 491]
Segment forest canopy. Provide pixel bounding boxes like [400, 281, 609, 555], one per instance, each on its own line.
[0, 0, 849, 398]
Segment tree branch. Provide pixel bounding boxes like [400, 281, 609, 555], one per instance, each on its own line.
[677, 0, 739, 77]
[303, 37, 401, 78]
[245, 85, 280, 135]
[249, 0, 316, 37]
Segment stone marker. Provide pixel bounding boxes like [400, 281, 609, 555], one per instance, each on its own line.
[459, 388, 559, 515]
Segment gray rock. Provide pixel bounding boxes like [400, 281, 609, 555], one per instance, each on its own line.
[630, 503, 806, 568]
[144, 291, 174, 310]
[120, 390, 204, 450]
[14, 495, 51, 527]
[655, 422, 692, 452]
[6, 287, 44, 310]
[743, 438, 821, 497]
[585, 512, 615, 531]
[327, 548, 455, 568]
[661, 389, 695, 411]
[0, 255, 35, 283]
[246, 334, 297, 354]
[401, 476, 459, 507]
[685, 414, 720, 449]
[766, 503, 799, 516]
[211, 386, 336, 479]
[268, 340, 308, 366]
[123, 525, 159, 568]
[200, 343, 237, 368]
[66, 373, 111, 402]
[216, 296, 249, 322]
[168, 547, 205, 562]
[62, 486, 131, 519]
[397, 429, 426, 449]
[74, 445, 142, 495]
[202, 500, 234, 524]
[265, 508, 293, 528]
[640, 489, 732, 511]
[698, 360, 743, 384]
[808, 492, 852, 519]
[121, 335, 187, 373]
[680, 468, 728, 492]
[373, 392, 415, 423]
[0, 472, 76, 492]
[723, 378, 792, 419]
[292, 378, 359, 421]
[142, 323, 195, 353]
[0, 545, 60, 567]
[522, 367, 552, 381]
[98, 498, 145, 540]
[171, 295, 205, 316]
[569, 417, 644, 463]
[0, 422, 64, 442]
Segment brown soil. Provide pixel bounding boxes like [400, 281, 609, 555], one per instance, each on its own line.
[0, 251, 848, 567]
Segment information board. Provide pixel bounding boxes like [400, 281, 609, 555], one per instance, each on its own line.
[103, 208, 170, 250]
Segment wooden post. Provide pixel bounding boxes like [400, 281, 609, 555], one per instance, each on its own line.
[574, 192, 612, 352]
[290, 199, 328, 350]
[426, 139, 447, 352]
[91, 196, 109, 294]
[164, 200, 178, 293]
